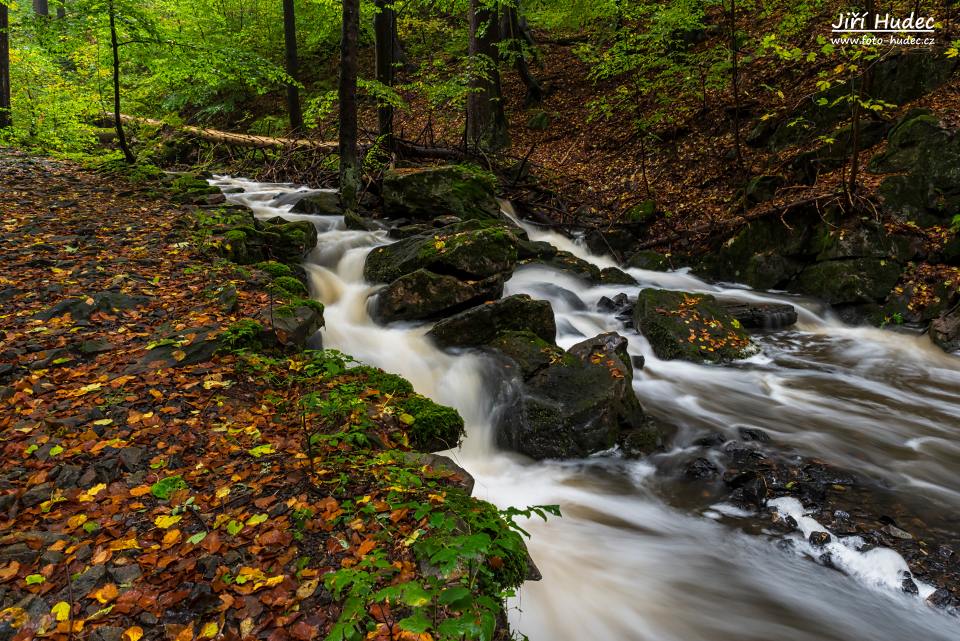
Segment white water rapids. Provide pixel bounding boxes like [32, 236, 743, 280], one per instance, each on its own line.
[213, 177, 960, 641]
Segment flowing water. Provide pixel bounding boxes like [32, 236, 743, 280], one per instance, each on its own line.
[213, 177, 960, 641]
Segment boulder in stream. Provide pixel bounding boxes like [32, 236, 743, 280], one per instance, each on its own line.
[363, 220, 518, 284]
[372, 270, 505, 323]
[496, 332, 659, 459]
[633, 289, 756, 362]
[381, 165, 502, 222]
[427, 294, 556, 349]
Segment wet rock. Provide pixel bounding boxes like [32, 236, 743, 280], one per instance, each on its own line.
[721, 302, 798, 329]
[516, 238, 558, 261]
[0, 544, 38, 565]
[427, 294, 556, 349]
[882, 524, 913, 540]
[211, 212, 318, 266]
[623, 250, 671, 271]
[364, 220, 518, 284]
[869, 110, 960, 225]
[399, 453, 475, 495]
[599, 266, 637, 285]
[693, 431, 727, 447]
[73, 564, 107, 594]
[808, 531, 831, 547]
[738, 427, 771, 443]
[373, 270, 504, 324]
[496, 332, 658, 460]
[118, 447, 144, 472]
[929, 307, 960, 353]
[381, 166, 501, 222]
[34, 291, 150, 322]
[900, 573, 919, 595]
[633, 289, 756, 362]
[532, 250, 601, 283]
[91, 627, 124, 641]
[597, 293, 631, 314]
[257, 302, 324, 348]
[744, 174, 785, 204]
[128, 326, 222, 373]
[288, 191, 343, 216]
[20, 482, 52, 508]
[684, 457, 720, 480]
[790, 258, 903, 306]
[109, 563, 142, 585]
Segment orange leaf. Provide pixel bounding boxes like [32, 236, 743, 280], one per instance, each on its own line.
[129, 486, 152, 497]
[123, 626, 144, 641]
[162, 529, 182, 548]
[91, 583, 119, 604]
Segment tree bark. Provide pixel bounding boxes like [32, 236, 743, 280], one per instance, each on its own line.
[282, 0, 304, 134]
[0, 4, 10, 130]
[500, 4, 542, 105]
[467, 0, 509, 150]
[374, 0, 395, 148]
[339, 0, 360, 209]
[33, 0, 49, 16]
[728, 0, 743, 173]
[109, 0, 135, 163]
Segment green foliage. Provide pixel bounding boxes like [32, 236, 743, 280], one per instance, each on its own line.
[255, 261, 294, 279]
[150, 474, 188, 500]
[268, 275, 309, 298]
[397, 394, 465, 451]
[221, 319, 264, 351]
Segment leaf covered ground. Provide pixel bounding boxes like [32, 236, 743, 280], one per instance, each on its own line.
[0, 151, 536, 641]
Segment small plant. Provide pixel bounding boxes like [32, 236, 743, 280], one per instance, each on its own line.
[220, 319, 264, 351]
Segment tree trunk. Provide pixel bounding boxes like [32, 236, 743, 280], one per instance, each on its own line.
[500, 5, 542, 105]
[339, 0, 360, 209]
[0, 4, 10, 130]
[33, 0, 49, 16]
[847, 0, 875, 206]
[374, 0, 395, 148]
[467, 0, 509, 150]
[109, 0, 134, 163]
[728, 0, 743, 173]
[282, 0, 304, 134]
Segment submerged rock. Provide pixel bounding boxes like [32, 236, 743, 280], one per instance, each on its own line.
[633, 289, 756, 362]
[720, 302, 798, 329]
[381, 165, 501, 222]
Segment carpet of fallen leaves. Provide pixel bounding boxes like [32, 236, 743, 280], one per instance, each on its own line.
[0, 151, 475, 641]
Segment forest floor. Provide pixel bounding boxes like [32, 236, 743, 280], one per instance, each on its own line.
[0, 150, 488, 641]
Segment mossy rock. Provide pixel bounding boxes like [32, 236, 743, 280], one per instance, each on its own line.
[372, 269, 504, 324]
[258, 303, 324, 349]
[744, 174, 786, 204]
[382, 165, 501, 222]
[624, 250, 671, 272]
[214, 215, 318, 266]
[868, 111, 960, 225]
[600, 267, 637, 286]
[790, 258, 903, 305]
[531, 250, 602, 283]
[398, 394, 465, 452]
[364, 220, 518, 284]
[427, 294, 557, 349]
[633, 289, 756, 363]
[496, 332, 658, 460]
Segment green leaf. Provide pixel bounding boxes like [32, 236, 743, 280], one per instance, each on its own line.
[226, 520, 243, 536]
[187, 531, 208, 545]
[49, 445, 64, 457]
[151, 475, 187, 500]
[398, 609, 431, 634]
[247, 444, 275, 458]
[246, 513, 268, 526]
[25, 574, 45, 585]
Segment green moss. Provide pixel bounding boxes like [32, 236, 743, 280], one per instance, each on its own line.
[256, 261, 294, 278]
[225, 229, 248, 243]
[398, 394, 465, 451]
[221, 319, 264, 351]
[269, 276, 308, 298]
[350, 365, 415, 396]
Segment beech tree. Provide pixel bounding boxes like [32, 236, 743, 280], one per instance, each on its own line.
[0, 2, 9, 130]
[374, 0, 395, 147]
[339, 0, 360, 208]
[466, 0, 508, 150]
[282, 0, 304, 133]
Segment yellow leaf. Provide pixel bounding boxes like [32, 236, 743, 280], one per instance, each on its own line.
[296, 578, 319, 599]
[162, 529, 182, 548]
[67, 514, 88, 529]
[215, 486, 231, 499]
[76, 383, 103, 396]
[154, 515, 182, 529]
[172, 349, 187, 362]
[92, 583, 119, 604]
[51, 602, 70, 622]
[109, 538, 140, 551]
[92, 418, 114, 426]
[123, 626, 144, 641]
[200, 622, 218, 639]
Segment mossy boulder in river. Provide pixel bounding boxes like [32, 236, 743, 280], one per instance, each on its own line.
[496, 332, 659, 460]
[427, 294, 556, 349]
[372, 270, 505, 323]
[207, 211, 318, 267]
[381, 165, 501, 222]
[364, 220, 518, 284]
[633, 289, 756, 362]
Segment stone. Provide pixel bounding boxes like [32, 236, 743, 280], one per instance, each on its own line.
[599, 267, 637, 285]
[930, 308, 960, 353]
[744, 174, 786, 204]
[287, 191, 343, 216]
[532, 250, 602, 283]
[496, 332, 659, 460]
[381, 166, 501, 222]
[372, 270, 504, 324]
[364, 220, 518, 284]
[258, 303, 324, 348]
[790, 258, 902, 305]
[427, 294, 556, 349]
[721, 302, 798, 329]
[809, 531, 831, 546]
[633, 289, 756, 362]
[34, 291, 150, 322]
[623, 250, 670, 271]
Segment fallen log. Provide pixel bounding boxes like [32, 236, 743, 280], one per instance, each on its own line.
[105, 114, 339, 151]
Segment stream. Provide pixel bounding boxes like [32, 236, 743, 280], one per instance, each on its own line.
[212, 177, 960, 641]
